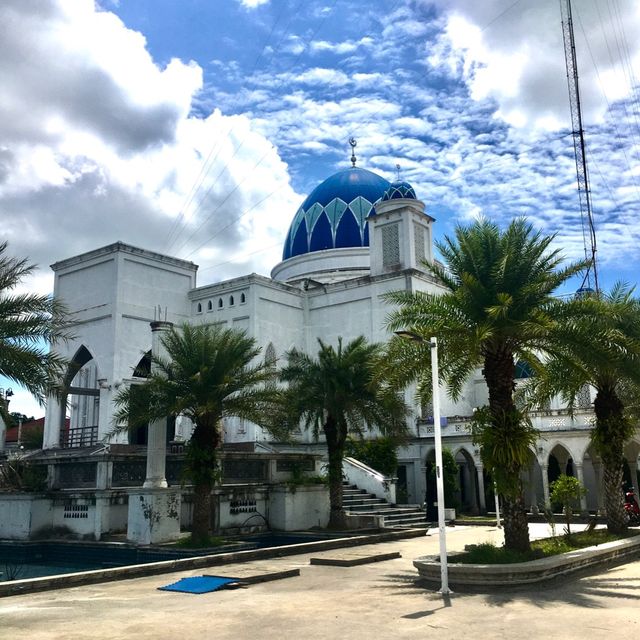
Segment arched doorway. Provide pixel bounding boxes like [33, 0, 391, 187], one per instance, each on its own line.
[454, 448, 480, 515]
[127, 351, 175, 446]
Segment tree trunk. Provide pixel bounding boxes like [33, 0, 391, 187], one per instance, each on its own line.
[602, 461, 627, 533]
[188, 419, 220, 542]
[593, 386, 628, 534]
[483, 348, 531, 552]
[192, 481, 213, 543]
[502, 494, 531, 552]
[324, 415, 347, 530]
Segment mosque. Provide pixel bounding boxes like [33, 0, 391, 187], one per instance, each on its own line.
[31, 148, 640, 534]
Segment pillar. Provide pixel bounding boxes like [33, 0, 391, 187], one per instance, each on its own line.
[43, 394, 65, 449]
[529, 461, 539, 515]
[475, 463, 486, 513]
[127, 320, 181, 544]
[628, 457, 640, 502]
[0, 414, 6, 452]
[574, 462, 588, 515]
[143, 320, 173, 489]
[541, 462, 551, 510]
[97, 384, 116, 443]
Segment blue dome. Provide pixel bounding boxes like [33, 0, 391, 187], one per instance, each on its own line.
[381, 181, 416, 201]
[282, 167, 390, 260]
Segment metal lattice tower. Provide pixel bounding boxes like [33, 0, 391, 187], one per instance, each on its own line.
[560, 0, 599, 293]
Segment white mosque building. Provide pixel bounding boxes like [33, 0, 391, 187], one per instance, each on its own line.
[37, 157, 640, 526]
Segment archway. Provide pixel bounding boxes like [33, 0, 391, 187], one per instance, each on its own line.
[59, 345, 101, 448]
[454, 448, 480, 515]
[127, 351, 175, 446]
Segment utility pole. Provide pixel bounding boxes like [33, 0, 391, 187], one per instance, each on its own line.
[560, 0, 599, 293]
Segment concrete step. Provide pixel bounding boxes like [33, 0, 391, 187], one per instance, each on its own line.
[342, 497, 387, 507]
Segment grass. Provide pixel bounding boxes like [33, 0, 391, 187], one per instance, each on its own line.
[450, 529, 640, 565]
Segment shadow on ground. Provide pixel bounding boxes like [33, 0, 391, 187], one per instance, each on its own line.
[374, 556, 640, 616]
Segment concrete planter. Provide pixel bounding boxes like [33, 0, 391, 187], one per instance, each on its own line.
[414, 534, 640, 587]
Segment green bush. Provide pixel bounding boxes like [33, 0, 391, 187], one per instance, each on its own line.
[345, 437, 399, 477]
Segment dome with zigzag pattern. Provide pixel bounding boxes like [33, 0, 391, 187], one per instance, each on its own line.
[282, 167, 390, 260]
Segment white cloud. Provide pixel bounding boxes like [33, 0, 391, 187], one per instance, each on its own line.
[0, 0, 301, 413]
[237, 0, 269, 8]
[425, 0, 640, 131]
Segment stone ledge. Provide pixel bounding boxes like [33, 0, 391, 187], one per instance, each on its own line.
[0, 528, 426, 597]
[414, 534, 640, 587]
[310, 551, 401, 566]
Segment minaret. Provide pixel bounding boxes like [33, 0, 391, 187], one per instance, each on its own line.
[368, 178, 434, 277]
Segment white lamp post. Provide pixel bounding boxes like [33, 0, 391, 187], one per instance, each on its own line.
[395, 332, 450, 595]
[429, 337, 450, 595]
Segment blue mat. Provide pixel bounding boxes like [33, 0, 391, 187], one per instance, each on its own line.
[158, 576, 240, 594]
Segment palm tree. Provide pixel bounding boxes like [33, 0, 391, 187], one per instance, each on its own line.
[113, 323, 278, 542]
[524, 284, 640, 533]
[279, 337, 409, 529]
[385, 218, 585, 552]
[0, 242, 71, 401]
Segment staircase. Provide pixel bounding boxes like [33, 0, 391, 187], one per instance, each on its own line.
[342, 482, 428, 529]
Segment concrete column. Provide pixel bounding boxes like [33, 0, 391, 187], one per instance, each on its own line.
[628, 457, 640, 502]
[541, 463, 551, 510]
[529, 461, 539, 515]
[43, 394, 65, 449]
[96, 461, 111, 490]
[0, 414, 6, 452]
[592, 461, 605, 515]
[143, 320, 173, 489]
[97, 385, 114, 442]
[574, 462, 588, 515]
[94, 491, 111, 541]
[47, 463, 56, 490]
[128, 320, 181, 545]
[476, 463, 486, 513]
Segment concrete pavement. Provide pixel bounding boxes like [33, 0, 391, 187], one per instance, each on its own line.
[1, 524, 639, 640]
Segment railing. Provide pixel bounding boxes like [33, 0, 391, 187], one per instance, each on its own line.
[60, 425, 98, 448]
[343, 457, 396, 503]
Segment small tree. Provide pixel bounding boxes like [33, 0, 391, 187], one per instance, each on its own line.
[113, 323, 279, 543]
[549, 474, 586, 536]
[278, 337, 409, 529]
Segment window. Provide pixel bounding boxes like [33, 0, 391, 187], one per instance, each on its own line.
[229, 295, 234, 306]
[196, 302, 202, 313]
[240, 292, 246, 304]
[207, 300, 213, 311]
[218, 298, 223, 309]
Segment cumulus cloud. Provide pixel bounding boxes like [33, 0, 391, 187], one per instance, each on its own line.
[0, 0, 300, 294]
[424, 0, 640, 130]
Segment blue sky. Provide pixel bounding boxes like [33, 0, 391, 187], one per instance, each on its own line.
[2, 0, 640, 415]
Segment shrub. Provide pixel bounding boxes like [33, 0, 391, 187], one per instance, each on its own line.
[345, 437, 398, 477]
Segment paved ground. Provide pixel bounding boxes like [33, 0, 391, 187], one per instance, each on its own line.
[2, 523, 639, 640]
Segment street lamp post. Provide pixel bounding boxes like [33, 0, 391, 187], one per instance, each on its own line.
[395, 332, 450, 595]
[429, 337, 450, 595]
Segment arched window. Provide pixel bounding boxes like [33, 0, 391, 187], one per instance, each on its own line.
[229, 295, 235, 306]
[197, 302, 202, 313]
[240, 292, 246, 304]
[207, 300, 213, 311]
[218, 298, 223, 309]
